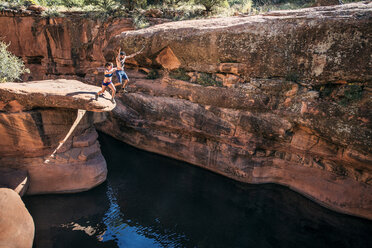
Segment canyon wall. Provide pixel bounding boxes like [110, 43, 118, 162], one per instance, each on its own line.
[0, 3, 371, 219]
[0, 80, 115, 194]
[0, 10, 134, 81]
[98, 2, 372, 219]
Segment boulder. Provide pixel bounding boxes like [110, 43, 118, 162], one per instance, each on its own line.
[0, 188, 34, 248]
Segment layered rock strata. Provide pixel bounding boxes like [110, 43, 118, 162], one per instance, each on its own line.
[98, 2, 372, 219]
[0, 11, 134, 81]
[0, 80, 114, 194]
[0, 9, 169, 82]
[107, 2, 372, 84]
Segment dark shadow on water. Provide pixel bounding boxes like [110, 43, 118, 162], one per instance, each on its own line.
[24, 132, 372, 248]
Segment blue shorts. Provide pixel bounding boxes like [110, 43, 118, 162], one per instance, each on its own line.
[102, 81, 112, 86]
[116, 70, 128, 84]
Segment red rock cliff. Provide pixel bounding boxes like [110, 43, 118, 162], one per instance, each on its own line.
[98, 2, 372, 219]
[0, 80, 115, 194]
[1, 3, 371, 219]
[0, 10, 134, 80]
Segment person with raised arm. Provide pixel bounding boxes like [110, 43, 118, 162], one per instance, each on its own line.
[96, 62, 117, 104]
[115, 46, 145, 93]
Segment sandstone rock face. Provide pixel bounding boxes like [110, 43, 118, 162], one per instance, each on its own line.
[98, 3, 372, 219]
[0, 11, 134, 81]
[0, 188, 34, 248]
[0, 80, 116, 112]
[107, 2, 372, 85]
[0, 80, 111, 194]
[0, 110, 108, 194]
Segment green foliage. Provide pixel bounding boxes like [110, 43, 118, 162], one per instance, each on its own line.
[132, 12, 149, 28]
[228, 0, 252, 12]
[0, 41, 30, 83]
[119, 0, 147, 10]
[169, 68, 190, 81]
[195, 0, 226, 12]
[196, 72, 222, 87]
[61, 0, 84, 7]
[84, 0, 117, 11]
[41, 6, 65, 16]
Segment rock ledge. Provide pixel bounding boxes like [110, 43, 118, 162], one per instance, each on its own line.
[0, 79, 115, 112]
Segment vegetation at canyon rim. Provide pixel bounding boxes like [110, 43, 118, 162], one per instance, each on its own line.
[0, 41, 29, 82]
[1, 0, 364, 20]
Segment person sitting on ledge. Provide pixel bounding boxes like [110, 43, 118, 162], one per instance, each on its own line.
[115, 46, 145, 93]
[96, 62, 117, 104]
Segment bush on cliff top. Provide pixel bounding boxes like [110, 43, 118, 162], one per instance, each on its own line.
[0, 42, 29, 83]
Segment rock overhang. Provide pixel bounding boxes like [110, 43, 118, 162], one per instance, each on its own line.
[0, 79, 116, 112]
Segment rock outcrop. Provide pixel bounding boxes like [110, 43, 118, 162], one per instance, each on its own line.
[0, 9, 169, 82]
[98, 2, 372, 219]
[0, 188, 34, 248]
[0, 79, 115, 112]
[107, 2, 372, 84]
[0, 11, 134, 81]
[0, 80, 114, 194]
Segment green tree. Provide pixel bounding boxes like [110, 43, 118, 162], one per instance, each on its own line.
[0, 42, 29, 83]
[84, 0, 117, 11]
[195, 0, 225, 12]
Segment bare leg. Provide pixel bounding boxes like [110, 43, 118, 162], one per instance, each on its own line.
[96, 85, 107, 99]
[108, 83, 116, 103]
[122, 79, 129, 92]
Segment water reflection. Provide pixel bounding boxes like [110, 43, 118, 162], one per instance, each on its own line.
[24, 132, 372, 248]
[100, 185, 165, 247]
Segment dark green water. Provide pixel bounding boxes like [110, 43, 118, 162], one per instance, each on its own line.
[24, 132, 372, 248]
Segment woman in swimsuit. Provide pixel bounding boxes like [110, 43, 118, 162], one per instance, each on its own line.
[96, 62, 117, 103]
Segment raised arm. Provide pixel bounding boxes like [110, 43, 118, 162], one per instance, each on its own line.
[116, 48, 122, 69]
[126, 46, 145, 59]
[117, 48, 121, 60]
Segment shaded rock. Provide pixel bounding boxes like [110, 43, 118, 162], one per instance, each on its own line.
[0, 109, 108, 194]
[26, 153, 107, 195]
[0, 168, 29, 196]
[0, 188, 34, 248]
[0, 80, 115, 112]
[98, 84, 372, 219]
[73, 127, 99, 148]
